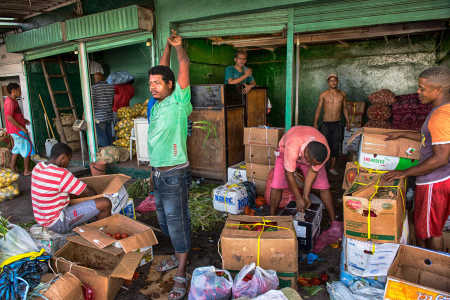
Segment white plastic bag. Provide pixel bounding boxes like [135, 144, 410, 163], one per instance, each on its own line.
[327, 280, 384, 300]
[254, 290, 288, 300]
[0, 224, 40, 264]
[188, 266, 233, 300]
[232, 263, 279, 299]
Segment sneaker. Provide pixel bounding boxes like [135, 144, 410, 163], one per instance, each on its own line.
[329, 168, 339, 176]
[312, 221, 343, 253]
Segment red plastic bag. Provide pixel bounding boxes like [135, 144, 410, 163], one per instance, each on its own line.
[136, 194, 156, 213]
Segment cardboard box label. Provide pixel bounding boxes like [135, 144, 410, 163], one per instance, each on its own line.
[384, 279, 450, 300]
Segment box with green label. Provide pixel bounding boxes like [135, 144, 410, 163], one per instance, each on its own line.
[349, 127, 421, 171]
[343, 174, 406, 243]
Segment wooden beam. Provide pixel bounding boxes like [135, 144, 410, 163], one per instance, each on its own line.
[296, 21, 448, 44]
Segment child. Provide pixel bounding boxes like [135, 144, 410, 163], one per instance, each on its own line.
[31, 143, 112, 233]
[4, 83, 34, 175]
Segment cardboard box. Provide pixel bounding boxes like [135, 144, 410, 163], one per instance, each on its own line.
[213, 183, 248, 214]
[227, 162, 247, 184]
[246, 163, 272, 181]
[350, 128, 421, 171]
[346, 101, 366, 128]
[343, 128, 361, 154]
[345, 236, 399, 277]
[71, 174, 131, 214]
[443, 231, 450, 253]
[252, 179, 266, 196]
[36, 272, 84, 300]
[342, 161, 381, 191]
[244, 127, 284, 148]
[384, 245, 450, 300]
[220, 215, 298, 289]
[343, 175, 405, 243]
[53, 241, 145, 300]
[73, 214, 158, 253]
[245, 144, 277, 165]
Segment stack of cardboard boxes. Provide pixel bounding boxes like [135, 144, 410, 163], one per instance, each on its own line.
[244, 127, 284, 195]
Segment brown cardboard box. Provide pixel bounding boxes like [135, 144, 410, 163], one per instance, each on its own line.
[244, 127, 284, 148]
[38, 272, 84, 300]
[342, 161, 381, 191]
[253, 179, 266, 196]
[220, 215, 298, 289]
[384, 245, 450, 299]
[245, 144, 277, 165]
[443, 231, 450, 253]
[53, 241, 144, 300]
[246, 163, 272, 181]
[350, 127, 421, 160]
[343, 175, 405, 243]
[70, 174, 130, 205]
[73, 214, 158, 253]
[346, 101, 366, 128]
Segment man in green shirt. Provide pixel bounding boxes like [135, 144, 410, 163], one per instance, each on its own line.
[147, 30, 192, 300]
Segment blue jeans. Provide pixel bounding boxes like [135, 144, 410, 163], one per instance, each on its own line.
[152, 166, 192, 253]
[96, 120, 113, 147]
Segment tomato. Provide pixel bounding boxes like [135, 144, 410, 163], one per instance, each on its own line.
[297, 278, 311, 287]
[320, 273, 329, 282]
[310, 278, 322, 286]
[114, 233, 121, 240]
[121, 233, 129, 239]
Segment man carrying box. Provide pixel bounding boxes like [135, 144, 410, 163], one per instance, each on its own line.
[31, 143, 112, 234]
[147, 30, 192, 300]
[384, 66, 450, 251]
[270, 126, 342, 252]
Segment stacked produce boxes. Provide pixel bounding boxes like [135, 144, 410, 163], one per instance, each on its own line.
[244, 126, 284, 195]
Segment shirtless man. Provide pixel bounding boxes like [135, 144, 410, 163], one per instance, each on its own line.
[225, 50, 256, 94]
[313, 74, 349, 175]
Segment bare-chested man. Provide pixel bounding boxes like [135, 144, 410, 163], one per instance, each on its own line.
[313, 74, 349, 175]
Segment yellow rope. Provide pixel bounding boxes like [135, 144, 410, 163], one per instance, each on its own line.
[227, 217, 290, 266]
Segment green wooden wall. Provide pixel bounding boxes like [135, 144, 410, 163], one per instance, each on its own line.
[26, 60, 83, 154]
[298, 35, 440, 126]
[96, 43, 153, 106]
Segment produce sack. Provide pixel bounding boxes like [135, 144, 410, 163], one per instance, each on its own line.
[366, 104, 391, 121]
[188, 266, 233, 300]
[97, 146, 120, 163]
[232, 263, 279, 299]
[364, 120, 392, 129]
[106, 71, 134, 85]
[368, 89, 396, 105]
[0, 224, 40, 265]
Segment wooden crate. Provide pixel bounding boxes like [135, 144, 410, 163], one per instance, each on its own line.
[188, 107, 244, 181]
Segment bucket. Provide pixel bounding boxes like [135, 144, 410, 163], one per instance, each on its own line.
[90, 161, 106, 176]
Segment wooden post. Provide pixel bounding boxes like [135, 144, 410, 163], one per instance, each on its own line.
[295, 36, 300, 126]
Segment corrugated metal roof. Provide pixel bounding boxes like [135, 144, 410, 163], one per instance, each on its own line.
[65, 5, 152, 41]
[5, 22, 65, 52]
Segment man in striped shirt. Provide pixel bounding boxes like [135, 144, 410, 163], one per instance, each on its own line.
[92, 72, 115, 147]
[31, 143, 112, 233]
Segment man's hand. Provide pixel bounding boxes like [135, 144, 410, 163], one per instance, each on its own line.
[383, 170, 405, 181]
[244, 67, 252, 77]
[346, 121, 350, 130]
[167, 29, 182, 48]
[384, 132, 404, 141]
[243, 84, 252, 95]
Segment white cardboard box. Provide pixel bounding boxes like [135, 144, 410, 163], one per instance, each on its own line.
[213, 183, 248, 214]
[227, 162, 247, 184]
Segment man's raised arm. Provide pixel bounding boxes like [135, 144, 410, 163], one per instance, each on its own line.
[167, 30, 190, 89]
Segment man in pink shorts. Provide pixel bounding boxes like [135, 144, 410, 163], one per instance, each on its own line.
[270, 126, 342, 252]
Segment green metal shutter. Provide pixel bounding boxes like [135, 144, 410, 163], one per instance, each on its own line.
[294, 0, 450, 33]
[6, 23, 65, 53]
[176, 9, 289, 38]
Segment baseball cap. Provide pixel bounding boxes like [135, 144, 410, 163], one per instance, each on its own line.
[328, 73, 338, 80]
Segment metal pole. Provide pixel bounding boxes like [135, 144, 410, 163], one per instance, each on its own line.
[77, 42, 97, 162]
[284, 8, 294, 131]
[295, 36, 300, 126]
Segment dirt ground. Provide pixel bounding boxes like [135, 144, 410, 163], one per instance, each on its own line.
[0, 155, 348, 300]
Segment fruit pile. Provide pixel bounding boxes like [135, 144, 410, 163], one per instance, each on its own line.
[0, 168, 20, 201]
[113, 99, 149, 151]
[105, 232, 130, 240]
[238, 221, 277, 232]
[297, 273, 329, 287]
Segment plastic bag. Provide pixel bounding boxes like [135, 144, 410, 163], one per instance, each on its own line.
[232, 263, 279, 299]
[0, 224, 40, 264]
[327, 281, 384, 300]
[106, 71, 134, 85]
[188, 266, 233, 300]
[254, 290, 288, 300]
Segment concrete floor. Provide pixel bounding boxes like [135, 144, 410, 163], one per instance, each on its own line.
[0, 154, 348, 300]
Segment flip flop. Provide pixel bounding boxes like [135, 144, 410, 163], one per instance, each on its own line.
[168, 276, 187, 300]
[156, 255, 179, 272]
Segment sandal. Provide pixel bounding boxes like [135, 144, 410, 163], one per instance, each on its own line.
[168, 276, 187, 300]
[156, 255, 179, 272]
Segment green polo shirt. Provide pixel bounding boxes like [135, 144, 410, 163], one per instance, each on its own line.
[147, 83, 192, 167]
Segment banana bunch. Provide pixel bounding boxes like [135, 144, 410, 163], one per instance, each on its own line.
[0, 168, 20, 188]
[0, 182, 20, 201]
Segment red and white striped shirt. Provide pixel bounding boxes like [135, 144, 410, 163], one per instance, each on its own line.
[31, 162, 87, 227]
